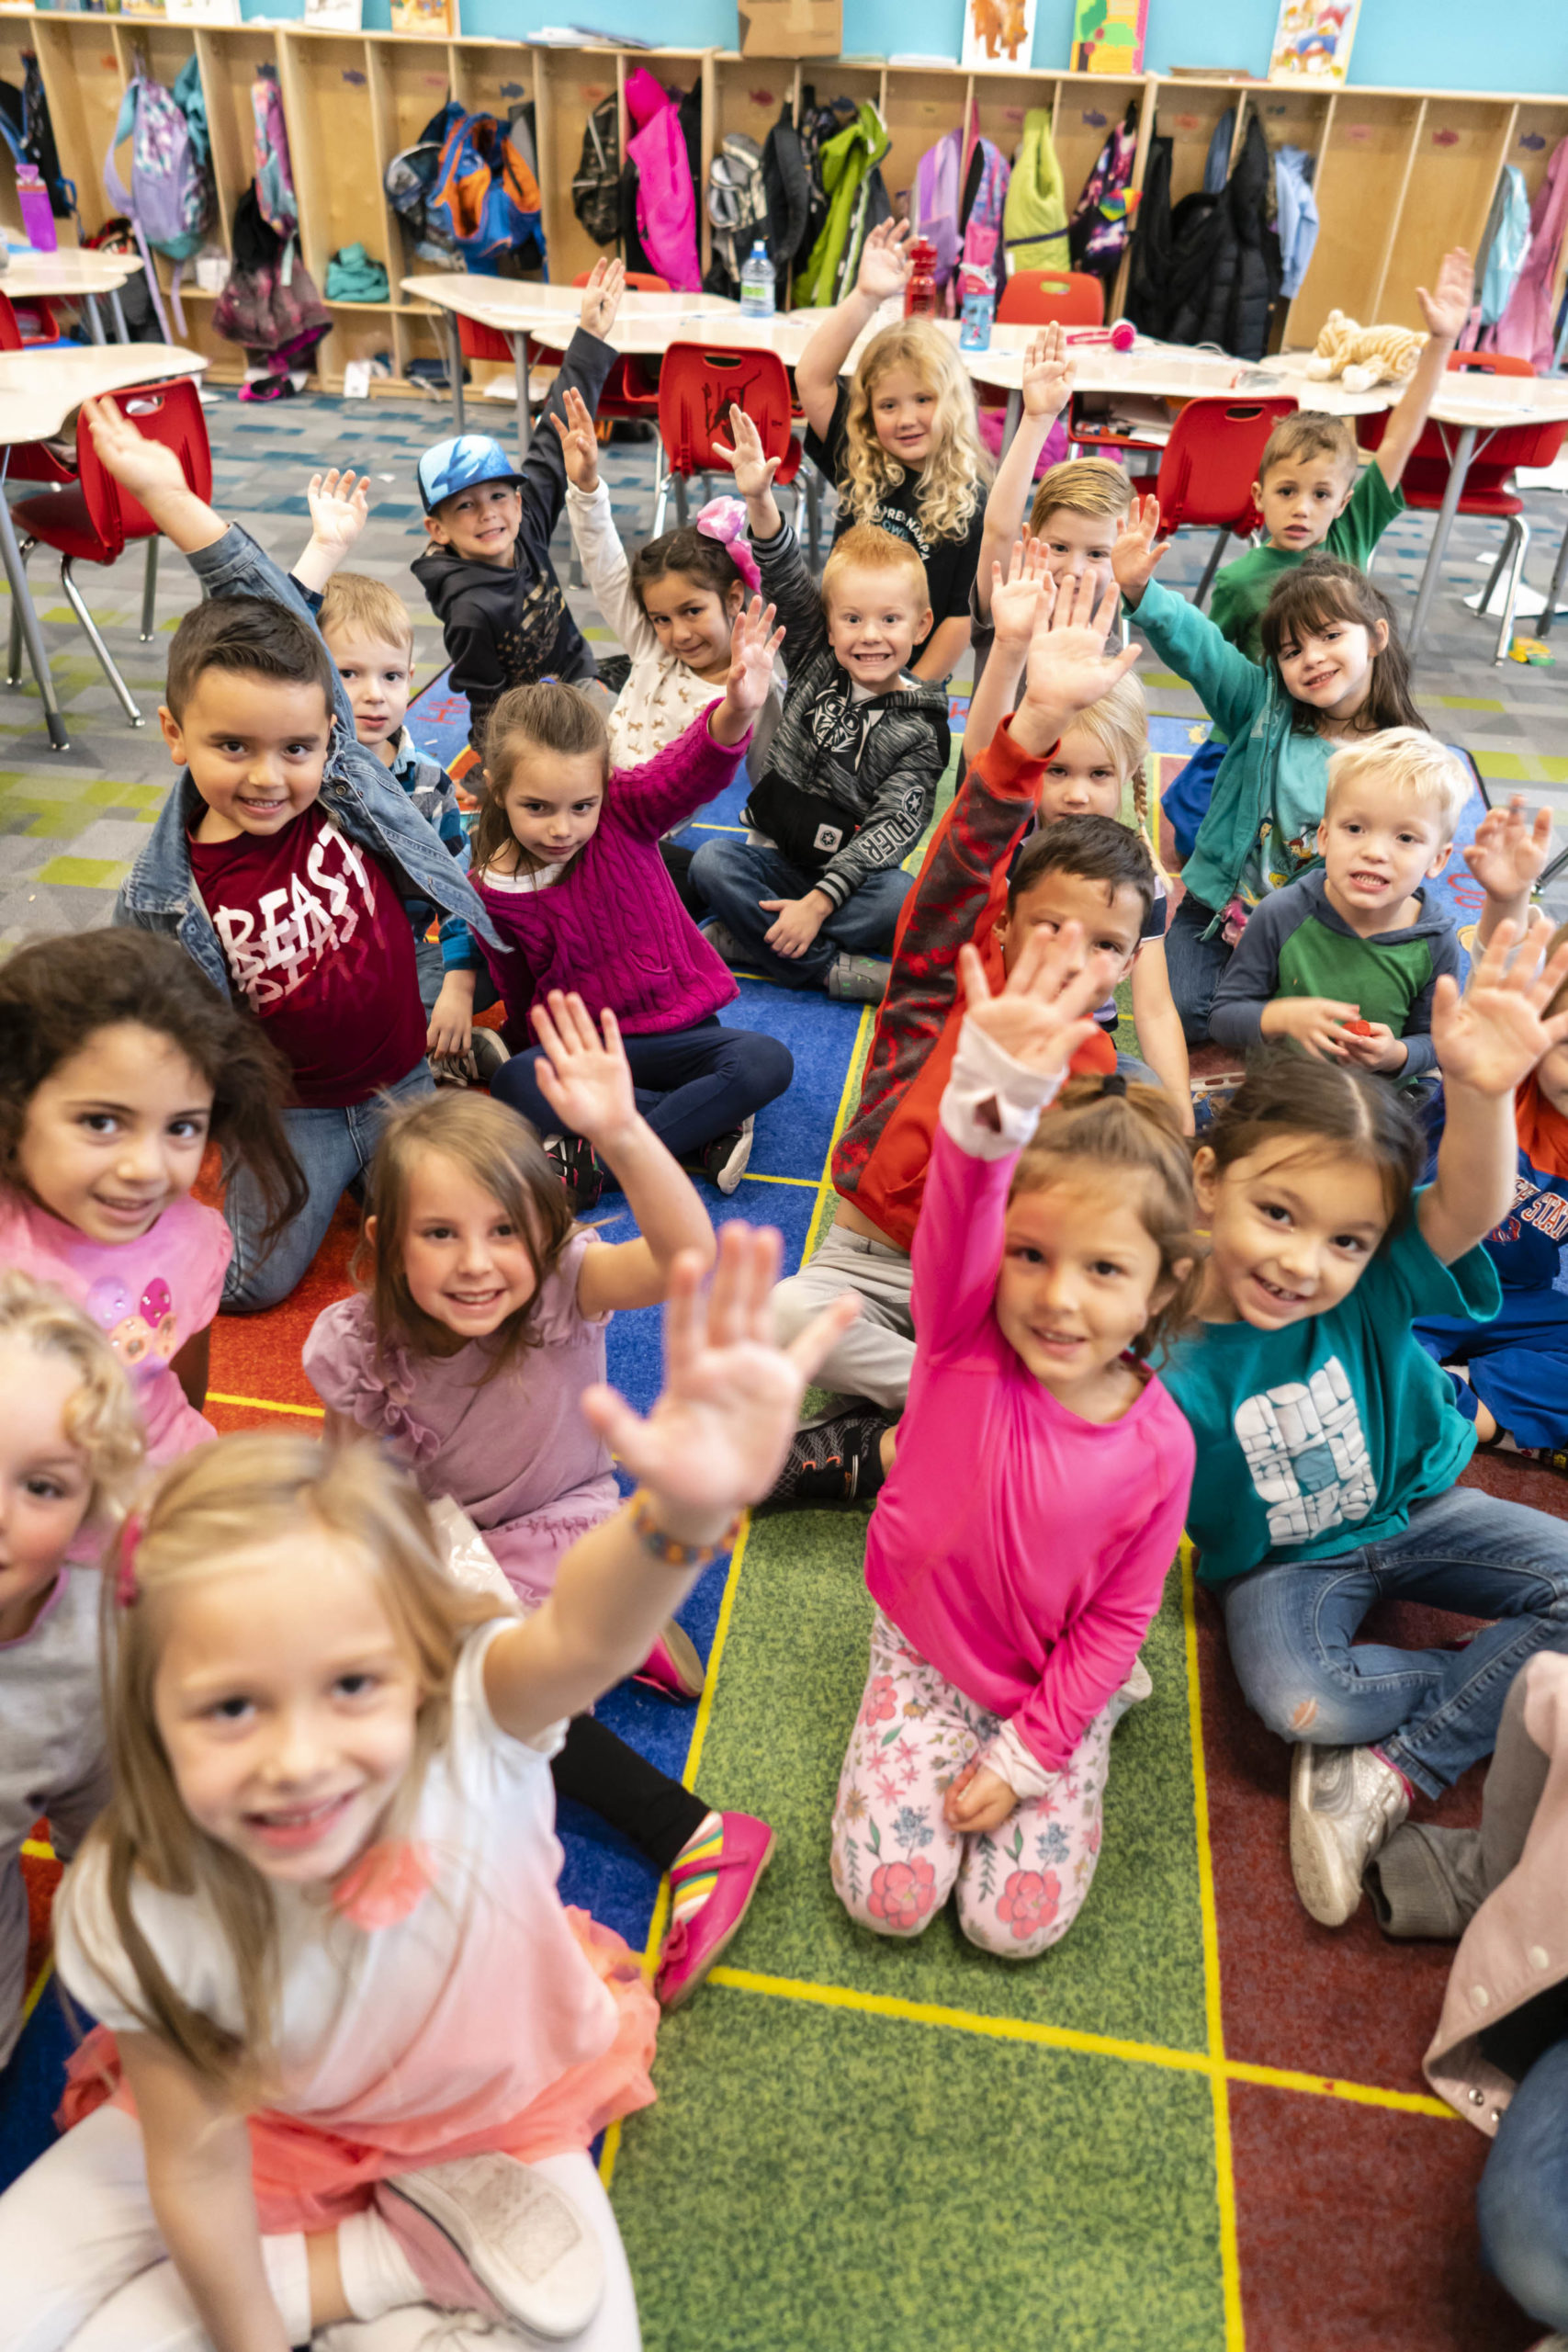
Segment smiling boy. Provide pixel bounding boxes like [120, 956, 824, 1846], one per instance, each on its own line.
[1208, 730, 1470, 1084]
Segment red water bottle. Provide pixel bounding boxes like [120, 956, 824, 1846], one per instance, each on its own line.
[904, 238, 939, 319]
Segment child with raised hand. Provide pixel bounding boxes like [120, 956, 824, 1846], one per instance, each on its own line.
[0, 1272, 142, 2073]
[1112, 503, 1429, 1045]
[0, 1227, 854, 2352]
[413, 257, 627, 758]
[1161, 920, 1568, 1933]
[831, 920, 1198, 1958]
[0, 931, 303, 1458]
[552, 382, 783, 774]
[306, 1006, 774, 2005]
[795, 217, 989, 682]
[453, 599, 793, 1201]
[85, 394, 498, 1316]
[691, 400, 950, 1001]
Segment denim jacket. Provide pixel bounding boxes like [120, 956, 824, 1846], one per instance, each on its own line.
[114, 525, 502, 998]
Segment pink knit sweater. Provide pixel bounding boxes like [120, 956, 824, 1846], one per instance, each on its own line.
[474, 707, 748, 1036]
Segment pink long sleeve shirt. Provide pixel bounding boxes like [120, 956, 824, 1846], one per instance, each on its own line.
[473, 706, 749, 1037]
[864, 1085, 1195, 1777]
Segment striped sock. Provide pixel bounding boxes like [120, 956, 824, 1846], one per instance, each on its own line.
[670, 1812, 724, 1925]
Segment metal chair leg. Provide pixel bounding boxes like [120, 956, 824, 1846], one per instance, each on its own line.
[61, 556, 143, 725]
[1495, 517, 1530, 665]
[650, 469, 671, 540]
[673, 472, 688, 527]
[140, 536, 159, 642]
[1539, 511, 1568, 640]
[1193, 528, 1229, 610]
[806, 468, 823, 571]
[6, 534, 33, 687]
[1478, 533, 1512, 617]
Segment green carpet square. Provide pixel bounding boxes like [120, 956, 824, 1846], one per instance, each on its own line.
[612, 1993, 1224, 2351]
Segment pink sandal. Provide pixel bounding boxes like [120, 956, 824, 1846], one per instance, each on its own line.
[633, 1618, 705, 1701]
[655, 1812, 774, 2008]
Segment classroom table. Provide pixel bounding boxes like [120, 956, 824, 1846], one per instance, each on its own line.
[0, 343, 208, 752]
[2, 248, 147, 345]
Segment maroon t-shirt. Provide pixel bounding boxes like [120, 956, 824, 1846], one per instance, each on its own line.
[190, 811, 425, 1109]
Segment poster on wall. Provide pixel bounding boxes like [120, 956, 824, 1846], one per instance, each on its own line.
[961, 0, 1038, 71]
[1269, 0, 1361, 85]
[1071, 0, 1147, 76]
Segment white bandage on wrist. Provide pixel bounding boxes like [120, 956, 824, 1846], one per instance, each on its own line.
[939, 1014, 1069, 1159]
[982, 1718, 1061, 1804]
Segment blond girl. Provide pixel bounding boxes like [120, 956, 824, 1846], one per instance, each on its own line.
[0, 1271, 142, 2070]
[795, 218, 990, 682]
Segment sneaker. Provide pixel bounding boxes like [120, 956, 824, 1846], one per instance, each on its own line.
[684, 1117, 752, 1194]
[1289, 1744, 1409, 1928]
[767, 1405, 890, 1504]
[468, 1026, 508, 1085]
[633, 1618, 706, 1701]
[375, 2153, 604, 2340]
[655, 1812, 774, 2008]
[826, 952, 892, 1004]
[543, 1133, 603, 1214]
[700, 919, 750, 967]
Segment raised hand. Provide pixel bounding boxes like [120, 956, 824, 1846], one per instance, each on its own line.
[720, 594, 784, 719]
[1416, 247, 1473, 344]
[1433, 913, 1568, 1096]
[549, 385, 602, 493]
[529, 989, 638, 1151]
[581, 1224, 861, 1523]
[1110, 495, 1169, 606]
[1462, 795, 1554, 905]
[957, 919, 1104, 1076]
[306, 469, 371, 555]
[1020, 562, 1140, 718]
[713, 403, 782, 503]
[81, 394, 188, 503]
[580, 254, 626, 340]
[988, 536, 1053, 650]
[856, 218, 913, 306]
[1020, 322, 1076, 424]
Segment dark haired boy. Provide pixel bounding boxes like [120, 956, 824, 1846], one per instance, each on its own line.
[88, 398, 498, 1316]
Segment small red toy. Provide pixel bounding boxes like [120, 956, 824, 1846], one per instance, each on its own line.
[1343, 1018, 1373, 1035]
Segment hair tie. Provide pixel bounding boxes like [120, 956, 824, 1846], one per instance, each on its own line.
[694, 496, 761, 594]
[115, 1511, 143, 1610]
[1101, 1073, 1128, 1097]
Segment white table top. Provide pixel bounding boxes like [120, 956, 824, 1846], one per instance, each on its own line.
[1256, 351, 1568, 430]
[2, 247, 145, 299]
[0, 344, 207, 447]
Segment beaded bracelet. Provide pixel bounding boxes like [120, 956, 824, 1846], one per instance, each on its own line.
[628, 1489, 741, 1569]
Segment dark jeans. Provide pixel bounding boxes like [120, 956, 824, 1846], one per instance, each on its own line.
[493, 1013, 793, 1160]
[553, 1713, 705, 1870]
[1164, 893, 1232, 1047]
[688, 836, 914, 989]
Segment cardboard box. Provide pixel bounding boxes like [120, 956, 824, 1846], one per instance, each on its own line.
[738, 0, 841, 58]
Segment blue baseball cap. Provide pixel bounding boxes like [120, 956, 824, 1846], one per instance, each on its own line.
[417, 434, 524, 514]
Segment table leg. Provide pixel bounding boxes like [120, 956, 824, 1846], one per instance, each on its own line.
[446, 310, 466, 433]
[83, 293, 106, 346]
[1407, 424, 1476, 661]
[513, 330, 531, 458]
[0, 491, 67, 752]
[1001, 389, 1021, 457]
[109, 287, 130, 344]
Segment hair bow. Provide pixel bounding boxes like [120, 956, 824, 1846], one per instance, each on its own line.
[115, 1511, 143, 1610]
[694, 496, 761, 594]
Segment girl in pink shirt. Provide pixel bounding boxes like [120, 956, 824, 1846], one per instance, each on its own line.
[831, 922, 1201, 1959]
[0, 931, 302, 1465]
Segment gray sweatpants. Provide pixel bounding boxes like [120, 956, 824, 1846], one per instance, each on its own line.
[1368, 1668, 1548, 1939]
[773, 1224, 915, 1413]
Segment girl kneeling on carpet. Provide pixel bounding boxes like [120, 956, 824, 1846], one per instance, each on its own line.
[0, 930, 303, 1466]
[436, 598, 794, 1205]
[304, 1000, 772, 2007]
[1159, 922, 1568, 1939]
[1, 1227, 852, 2352]
[830, 923, 1200, 1961]
[0, 1272, 142, 2076]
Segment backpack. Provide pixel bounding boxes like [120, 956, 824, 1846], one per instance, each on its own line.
[625, 70, 700, 292]
[424, 105, 545, 276]
[706, 130, 768, 296]
[0, 56, 74, 224]
[250, 68, 297, 263]
[1067, 104, 1138, 282]
[797, 93, 858, 271]
[912, 128, 964, 291]
[103, 64, 212, 337]
[572, 92, 619, 245]
[761, 100, 810, 273]
[1002, 108, 1069, 275]
[385, 133, 460, 270]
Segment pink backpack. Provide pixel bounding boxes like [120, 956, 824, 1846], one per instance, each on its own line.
[625, 66, 699, 294]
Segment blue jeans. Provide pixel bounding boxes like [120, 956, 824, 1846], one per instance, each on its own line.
[222, 1059, 434, 1314]
[688, 837, 914, 990]
[1478, 2033, 1568, 2329]
[1420, 1291, 1568, 1453]
[1220, 1484, 1568, 1797]
[1164, 893, 1232, 1046]
[492, 1015, 793, 1162]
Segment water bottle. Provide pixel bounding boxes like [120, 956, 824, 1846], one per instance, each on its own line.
[904, 238, 940, 319]
[739, 242, 775, 320]
[959, 267, 994, 352]
[16, 163, 55, 255]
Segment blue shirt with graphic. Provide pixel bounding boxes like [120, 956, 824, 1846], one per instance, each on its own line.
[1486, 1148, 1568, 1292]
[1162, 1202, 1500, 1587]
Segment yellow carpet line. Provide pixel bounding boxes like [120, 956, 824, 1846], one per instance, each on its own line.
[20, 1955, 52, 2030]
[1182, 1544, 1247, 2348]
[739, 1171, 818, 1189]
[207, 1391, 324, 1419]
[803, 1005, 874, 1264]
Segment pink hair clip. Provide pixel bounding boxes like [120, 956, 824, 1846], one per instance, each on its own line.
[115, 1511, 143, 1610]
[694, 496, 761, 594]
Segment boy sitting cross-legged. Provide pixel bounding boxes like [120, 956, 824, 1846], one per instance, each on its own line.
[412, 257, 626, 761]
[689, 402, 952, 1002]
[88, 398, 501, 1317]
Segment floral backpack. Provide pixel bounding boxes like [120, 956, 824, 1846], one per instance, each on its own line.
[102, 59, 211, 336]
[251, 67, 298, 276]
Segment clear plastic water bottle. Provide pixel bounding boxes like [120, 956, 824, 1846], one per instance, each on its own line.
[739, 242, 775, 320]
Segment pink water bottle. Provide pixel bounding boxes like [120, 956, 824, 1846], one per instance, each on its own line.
[17, 163, 56, 254]
[904, 238, 939, 319]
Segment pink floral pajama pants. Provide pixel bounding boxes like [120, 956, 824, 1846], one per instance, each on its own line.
[830, 1610, 1134, 1959]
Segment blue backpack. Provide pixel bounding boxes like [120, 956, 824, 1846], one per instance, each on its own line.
[423, 104, 545, 277]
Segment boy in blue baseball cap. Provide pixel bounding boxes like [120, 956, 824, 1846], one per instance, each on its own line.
[413, 258, 625, 757]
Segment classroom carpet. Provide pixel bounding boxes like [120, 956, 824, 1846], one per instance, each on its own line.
[3, 392, 1568, 2350]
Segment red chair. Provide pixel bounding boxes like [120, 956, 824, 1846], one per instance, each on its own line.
[1359, 351, 1564, 662]
[1128, 394, 1299, 608]
[8, 379, 211, 726]
[651, 342, 802, 539]
[0, 291, 77, 488]
[996, 268, 1105, 328]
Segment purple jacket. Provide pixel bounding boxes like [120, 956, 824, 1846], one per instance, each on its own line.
[474, 707, 746, 1038]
